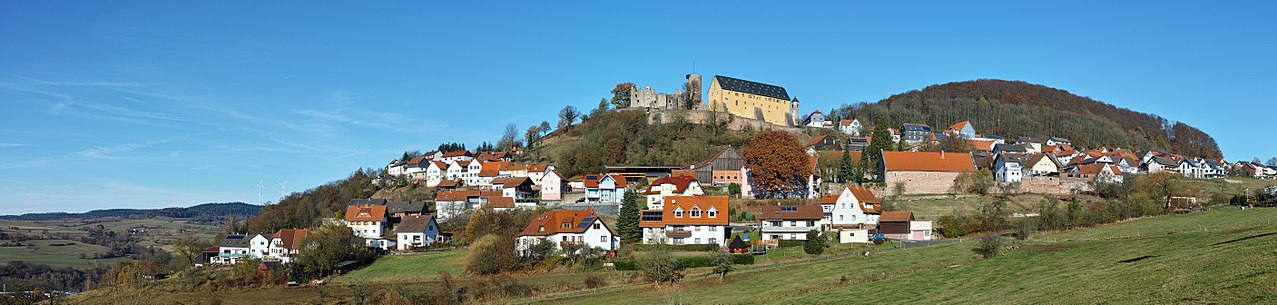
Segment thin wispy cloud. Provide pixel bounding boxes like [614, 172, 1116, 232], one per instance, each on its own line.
[0, 143, 37, 148]
[75, 134, 194, 160]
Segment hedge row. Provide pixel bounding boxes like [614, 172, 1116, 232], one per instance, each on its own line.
[613, 254, 754, 271]
[628, 243, 719, 252]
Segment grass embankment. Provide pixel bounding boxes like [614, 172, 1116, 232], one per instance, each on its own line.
[335, 250, 467, 283]
[531, 207, 1277, 304]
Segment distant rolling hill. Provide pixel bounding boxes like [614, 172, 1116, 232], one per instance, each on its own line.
[0, 202, 261, 220]
[840, 79, 1223, 159]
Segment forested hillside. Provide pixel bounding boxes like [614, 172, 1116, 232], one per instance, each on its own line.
[0, 202, 261, 221]
[533, 108, 757, 179]
[829, 79, 1222, 158]
[245, 170, 377, 233]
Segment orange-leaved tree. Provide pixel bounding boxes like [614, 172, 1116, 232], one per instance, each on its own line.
[743, 130, 810, 199]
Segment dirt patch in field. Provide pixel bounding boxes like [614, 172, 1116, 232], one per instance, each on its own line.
[1118, 255, 1157, 263]
[1211, 232, 1277, 246]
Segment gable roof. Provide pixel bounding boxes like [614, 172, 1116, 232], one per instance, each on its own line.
[487, 196, 515, 209]
[492, 176, 533, 187]
[968, 139, 997, 151]
[759, 205, 824, 220]
[808, 134, 831, 147]
[644, 175, 699, 195]
[345, 205, 387, 222]
[949, 121, 970, 132]
[435, 190, 481, 201]
[693, 147, 741, 169]
[397, 214, 436, 233]
[847, 186, 881, 213]
[478, 161, 502, 177]
[271, 229, 310, 251]
[437, 178, 463, 188]
[880, 211, 915, 222]
[882, 151, 976, 172]
[218, 235, 251, 248]
[662, 196, 729, 226]
[441, 150, 472, 158]
[518, 208, 601, 236]
[714, 75, 790, 100]
[584, 173, 627, 188]
[1048, 137, 1071, 143]
[994, 144, 1028, 153]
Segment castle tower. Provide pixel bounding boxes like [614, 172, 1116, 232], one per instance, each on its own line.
[790, 98, 800, 126]
[685, 73, 702, 107]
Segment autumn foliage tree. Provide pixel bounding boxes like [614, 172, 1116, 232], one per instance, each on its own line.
[743, 131, 810, 198]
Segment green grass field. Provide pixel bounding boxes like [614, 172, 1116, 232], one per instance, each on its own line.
[335, 250, 468, 283]
[0, 217, 221, 269]
[531, 206, 1277, 304]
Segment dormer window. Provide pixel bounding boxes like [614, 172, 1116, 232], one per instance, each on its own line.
[561, 223, 570, 229]
[674, 207, 684, 218]
[690, 206, 701, 218]
[707, 206, 718, 218]
[538, 226, 545, 232]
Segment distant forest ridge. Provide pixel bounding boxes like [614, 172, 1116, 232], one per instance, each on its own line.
[0, 202, 261, 220]
[837, 79, 1222, 158]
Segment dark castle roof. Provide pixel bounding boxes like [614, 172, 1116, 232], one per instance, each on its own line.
[714, 75, 790, 100]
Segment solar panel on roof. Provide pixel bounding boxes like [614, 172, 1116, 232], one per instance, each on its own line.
[577, 216, 595, 229]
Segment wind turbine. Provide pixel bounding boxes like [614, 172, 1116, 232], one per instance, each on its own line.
[279, 180, 288, 203]
[256, 178, 265, 205]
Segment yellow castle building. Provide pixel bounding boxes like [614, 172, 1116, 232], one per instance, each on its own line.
[706, 75, 796, 126]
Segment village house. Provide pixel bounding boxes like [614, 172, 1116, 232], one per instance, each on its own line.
[583, 173, 627, 204]
[211, 235, 250, 264]
[386, 200, 427, 221]
[345, 204, 388, 240]
[644, 175, 704, 210]
[805, 110, 832, 128]
[266, 229, 309, 264]
[880, 151, 977, 195]
[492, 176, 538, 205]
[818, 186, 881, 243]
[946, 121, 976, 139]
[807, 134, 843, 153]
[1046, 137, 1072, 147]
[540, 170, 564, 201]
[516, 208, 618, 256]
[639, 196, 731, 246]
[759, 205, 824, 245]
[900, 123, 932, 142]
[840, 119, 862, 135]
[994, 152, 1030, 182]
[396, 214, 442, 251]
[1065, 163, 1125, 184]
[1024, 154, 1061, 176]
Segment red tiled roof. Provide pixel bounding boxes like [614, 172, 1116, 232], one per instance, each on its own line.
[487, 196, 514, 209]
[880, 211, 914, 222]
[437, 178, 463, 187]
[661, 196, 729, 226]
[949, 121, 970, 132]
[518, 208, 600, 236]
[492, 176, 532, 187]
[882, 151, 976, 172]
[808, 134, 829, 147]
[435, 190, 480, 201]
[407, 157, 427, 165]
[841, 119, 853, 126]
[271, 229, 310, 251]
[968, 139, 997, 151]
[344, 205, 386, 222]
[441, 150, 472, 158]
[479, 161, 502, 177]
[759, 205, 824, 220]
[644, 175, 698, 195]
[584, 173, 627, 189]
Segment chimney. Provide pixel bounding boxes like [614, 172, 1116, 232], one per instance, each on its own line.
[941, 151, 945, 159]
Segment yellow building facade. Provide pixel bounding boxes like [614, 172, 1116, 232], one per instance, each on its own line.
[706, 75, 795, 126]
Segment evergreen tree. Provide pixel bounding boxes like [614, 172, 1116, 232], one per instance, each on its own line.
[838, 149, 854, 183]
[617, 189, 644, 242]
[864, 118, 894, 180]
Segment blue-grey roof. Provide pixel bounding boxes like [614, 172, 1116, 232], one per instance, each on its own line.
[984, 135, 1004, 140]
[715, 75, 790, 100]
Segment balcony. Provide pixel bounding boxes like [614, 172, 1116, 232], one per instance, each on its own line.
[761, 225, 820, 234]
[666, 230, 692, 238]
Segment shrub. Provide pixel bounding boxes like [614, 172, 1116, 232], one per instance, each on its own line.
[973, 235, 1003, 259]
[1013, 218, 1035, 240]
[465, 234, 518, 275]
[637, 246, 684, 285]
[730, 254, 755, 265]
[613, 260, 638, 271]
[582, 275, 606, 289]
[803, 231, 826, 255]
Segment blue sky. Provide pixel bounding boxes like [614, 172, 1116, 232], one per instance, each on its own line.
[1, 1, 1274, 214]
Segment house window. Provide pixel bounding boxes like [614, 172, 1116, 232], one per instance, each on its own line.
[709, 238, 717, 244]
[695, 226, 701, 232]
[593, 223, 601, 230]
[675, 210, 683, 218]
[708, 210, 717, 218]
[601, 236, 607, 242]
[710, 226, 717, 231]
[691, 207, 701, 218]
[561, 223, 570, 228]
[538, 226, 544, 232]
[694, 238, 701, 244]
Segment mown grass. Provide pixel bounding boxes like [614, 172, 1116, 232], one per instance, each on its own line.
[334, 249, 468, 283]
[0, 239, 125, 268]
[531, 206, 1277, 304]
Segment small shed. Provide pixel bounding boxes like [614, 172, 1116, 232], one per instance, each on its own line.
[728, 235, 749, 253]
[879, 211, 915, 240]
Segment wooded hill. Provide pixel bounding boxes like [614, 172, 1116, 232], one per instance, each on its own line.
[830, 79, 1222, 159]
[0, 202, 261, 221]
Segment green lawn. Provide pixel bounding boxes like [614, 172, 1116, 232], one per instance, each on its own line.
[335, 250, 469, 283]
[531, 206, 1277, 304]
[0, 239, 124, 268]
